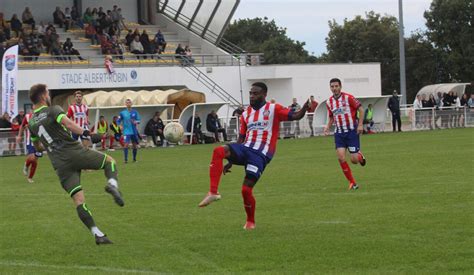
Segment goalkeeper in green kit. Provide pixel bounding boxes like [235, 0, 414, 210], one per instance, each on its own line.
[27, 84, 125, 245]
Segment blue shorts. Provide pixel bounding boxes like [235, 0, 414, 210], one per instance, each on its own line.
[71, 133, 88, 141]
[124, 134, 139, 144]
[228, 143, 270, 181]
[114, 133, 122, 141]
[27, 144, 36, 155]
[335, 130, 360, 153]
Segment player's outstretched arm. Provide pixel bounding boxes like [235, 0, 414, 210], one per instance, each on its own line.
[290, 100, 310, 120]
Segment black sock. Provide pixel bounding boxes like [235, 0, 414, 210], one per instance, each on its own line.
[76, 203, 96, 229]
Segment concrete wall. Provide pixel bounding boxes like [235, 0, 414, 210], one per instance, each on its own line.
[14, 63, 381, 115]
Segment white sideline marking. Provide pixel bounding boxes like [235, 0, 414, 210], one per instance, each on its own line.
[0, 260, 162, 274]
[315, 221, 350, 224]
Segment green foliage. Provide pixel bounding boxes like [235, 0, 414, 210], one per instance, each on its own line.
[223, 17, 315, 64]
[0, 129, 473, 273]
[424, 0, 474, 81]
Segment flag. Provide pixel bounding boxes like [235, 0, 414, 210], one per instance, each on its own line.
[2, 45, 19, 118]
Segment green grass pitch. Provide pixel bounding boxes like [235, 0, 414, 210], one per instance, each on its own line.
[0, 128, 473, 274]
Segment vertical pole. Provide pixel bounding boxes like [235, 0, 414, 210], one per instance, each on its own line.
[238, 55, 243, 105]
[190, 105, 196, 144]
[398, 0, 407, 106]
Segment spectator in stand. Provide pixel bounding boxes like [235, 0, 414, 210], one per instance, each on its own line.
[64, 7, 72, 31]
[468, 94, 474, 108]
[307, 95, 318, 136]
[130, 35, 145, 59]
[22, 7, 36, 30]
[99, 10, 113, 33]
[98, 7, 105, 18]
[424, 94, 436, 129]
[110, 6, 120, 27]
[85, 23, 99, 45]
[108, 24, 119, 37]
[25, 31, 41, 60]
[83, 8, 93, 25]
[186, 114, 204, 144]
[460, 93, 469, 107]
[0, 30, 7, 44]
[91, 8, 99, 26]
[46, 22, 57, 33]
[206, 110, 228, 142]
[388, 90, 402, 132]
[98, 29, 112, 54]
[154, 29, 166, 53]
[17, 37, 31, 60]
[63, 37, 85, 60]
[42, 28, 53, 53]
[51, 36, 66, 60]
[185, 45, 195, 64]
[53, 7, 66, 29]
[36, 21, 46, 38]
[71, 6, 83, 28]
[110, 35, 124, 59]
[140, 29, 153, 56]
[116, 8, 127, 33]
[125, 29, 134, 47]
[175, 43, 186, 63]
[10, 14, 23, 37]
[0, 13, 11, 40]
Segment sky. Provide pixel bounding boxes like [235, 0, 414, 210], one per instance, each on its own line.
[233, 0, 433, 56]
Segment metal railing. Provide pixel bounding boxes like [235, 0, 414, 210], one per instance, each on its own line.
[17, 53, 264, 69]
[157, 0, 245, 54]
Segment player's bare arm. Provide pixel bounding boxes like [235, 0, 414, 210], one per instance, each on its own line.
[290, 99, 310, 120]
[16, 124, 25, 144]
[32, 139, 45, 152]
[357, 106, 365, 135]
[324, 117, 334, 135]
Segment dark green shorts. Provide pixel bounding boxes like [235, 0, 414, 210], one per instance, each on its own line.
[54, 148, 108, 196]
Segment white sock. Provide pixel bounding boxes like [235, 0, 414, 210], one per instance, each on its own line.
[108, 178, 118, 188]
[91, 226, 104, 237]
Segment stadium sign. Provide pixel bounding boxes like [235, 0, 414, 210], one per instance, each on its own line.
[58, 68, 139, 88]
[1, 45, 19, 118]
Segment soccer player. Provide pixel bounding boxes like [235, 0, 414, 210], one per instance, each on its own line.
[118, 99, 141, 163]
[27, 84, 125, 245]
[16, 111, 42, 183]
[67, 90, 90, 147]
[323, 78, 366, 190]
[198, 82, 310, 230]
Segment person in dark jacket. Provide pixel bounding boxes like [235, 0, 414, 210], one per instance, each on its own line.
[206, 110, 227, 142]
[387, 90, 402, 132]
[186, 114, 203, 144]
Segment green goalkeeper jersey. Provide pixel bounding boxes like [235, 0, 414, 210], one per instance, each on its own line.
[28, 105, 84, 169]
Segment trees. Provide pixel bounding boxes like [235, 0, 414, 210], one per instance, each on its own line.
[424, 0, 474, 81]
[223, 17, 315, 64]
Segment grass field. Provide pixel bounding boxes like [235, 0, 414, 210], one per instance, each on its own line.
[0, 128, 473, 274]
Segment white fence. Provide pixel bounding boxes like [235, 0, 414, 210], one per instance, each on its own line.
[1, 107, 473, 155]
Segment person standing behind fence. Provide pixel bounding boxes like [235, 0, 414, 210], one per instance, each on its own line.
[288, 98, 301, 138]
[413, 95, 423, 128]
[425, 94, 436, 129]
[307, 95, 318, 137]
[388, 90, 402, 132]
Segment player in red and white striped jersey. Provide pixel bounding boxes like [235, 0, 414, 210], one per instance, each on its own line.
[67, 90, 90, 146]
[16, 112, 42, 183]
[198, 82, 310, 230]
[323, 78, 367, 190]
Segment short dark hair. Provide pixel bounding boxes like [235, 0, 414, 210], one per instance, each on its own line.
[252, 82, 268, 92]
[29, 84, 47, 104]
[329, 78, 342, 86]
[74, 90, 83, 96]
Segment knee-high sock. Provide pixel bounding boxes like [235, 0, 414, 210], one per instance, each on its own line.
[242, 185, 256, 223]
[209, 146, 225, 193]
[76, 203, 96, 229]
[132, 148, 137, 161]
[103, 160, 118, 185]
[28, 159, 37, 179]
[25, 158, 32, 168]
[109, 136, 114, 148]
[339, 160, 355, 184]
[124, 147, 129, 161]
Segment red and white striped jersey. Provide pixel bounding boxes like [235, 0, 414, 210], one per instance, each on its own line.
[21, 113, 33, 145]
[67, 103, 89, 129]
[239, 102, 292, 158]
[326, 92, 361, 133]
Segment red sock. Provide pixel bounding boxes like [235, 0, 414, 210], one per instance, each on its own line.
[339, 160, 356, 184]
[242, 185, 256, 223]
[25, 159, 32, 168]
[209, 146, 225, 194]
[101, 136, 106, 149]
[29, 159, 37, 179]
[119, 137, 125, 147]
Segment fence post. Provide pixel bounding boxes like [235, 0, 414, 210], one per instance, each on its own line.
[432, 108, 435, 130]
[464, 107, 468, 127]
